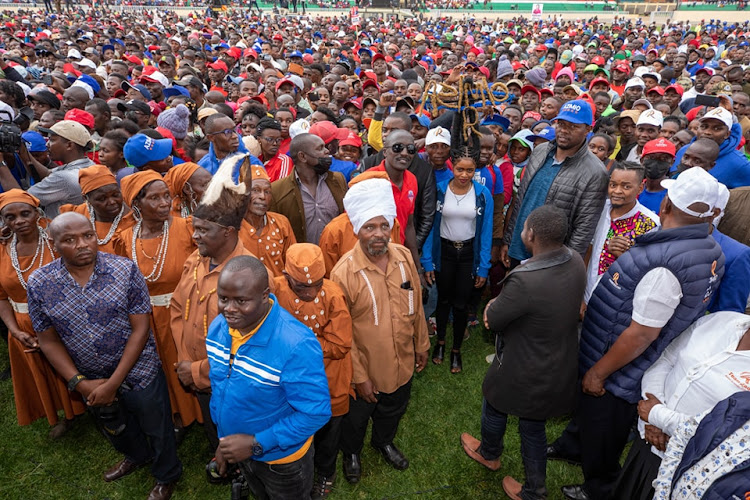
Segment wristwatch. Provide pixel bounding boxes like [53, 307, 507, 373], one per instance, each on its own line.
[251, 439, 263, 457]
[67, 373, 87, 392]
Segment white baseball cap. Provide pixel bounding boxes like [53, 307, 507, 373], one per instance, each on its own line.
[425, 126, 451, 147]
[714, 182, 730, 226]
[661, 167, 720, 218]
[699, 107, 733, 130]
[625, 77, 646, 90]
[637, 109, 663, 128]
[289, 118, 310, 139]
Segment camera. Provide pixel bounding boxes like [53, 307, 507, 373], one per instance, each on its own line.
[0, 110, 22, 154]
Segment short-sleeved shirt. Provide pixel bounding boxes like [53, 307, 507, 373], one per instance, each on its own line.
[371, 163, 419, 243]
[27, 252, 160, 391]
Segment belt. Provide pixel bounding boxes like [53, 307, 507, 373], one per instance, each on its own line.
[150, 293, 173, 308]
[441, 237, 474, 249]
[9, 299, 28, 314]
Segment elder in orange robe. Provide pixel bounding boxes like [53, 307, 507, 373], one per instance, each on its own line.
[115, 171, 202, 428]
[0, 190, 85, 432]
[164, 162, 212, 218]
[273, 243, 352, 486]
[239, 163, 296, 276]
[59, 165, 134, 254]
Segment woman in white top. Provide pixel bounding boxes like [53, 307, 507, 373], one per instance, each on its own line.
[421, 156, 494, 374]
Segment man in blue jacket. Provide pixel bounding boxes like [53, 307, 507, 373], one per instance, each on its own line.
[672, 107, 750, 189]
[208, 255, 331, 499]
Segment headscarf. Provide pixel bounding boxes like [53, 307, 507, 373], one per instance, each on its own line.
[0, 189, 40, 212]
[78, 164, 117, 195]
[285, 243, 325, 284]
[343, 175, 397, 235]
[163, 162, 201, 200]
[120, 170, 165, 207]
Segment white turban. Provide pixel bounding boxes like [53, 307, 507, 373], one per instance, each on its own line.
[344, 178, 397, 235]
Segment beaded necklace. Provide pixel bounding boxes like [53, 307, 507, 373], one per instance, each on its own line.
[131, 219, 170, 283]
[10, 228, 54, 290]
[88, 202, 125, 245]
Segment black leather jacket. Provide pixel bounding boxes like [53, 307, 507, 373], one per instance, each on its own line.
[361, 150, 437, 250]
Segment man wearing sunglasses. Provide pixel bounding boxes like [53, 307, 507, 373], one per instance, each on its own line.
[198, 112, 262, 175]
[370, 130, 421, 268]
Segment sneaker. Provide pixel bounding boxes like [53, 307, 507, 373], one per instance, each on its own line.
[428, 317, 437, 337]
[467, 314, 479, 327]
[485, 353, 495, 364]
[311, 472, 335, 499]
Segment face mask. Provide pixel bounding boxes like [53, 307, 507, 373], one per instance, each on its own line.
[312, 155, 332, 174]
[643, 158, 672, 180]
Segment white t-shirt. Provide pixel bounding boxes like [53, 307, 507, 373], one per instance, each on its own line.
[584, 200, 660, 303]
[440, 184, 476, 242]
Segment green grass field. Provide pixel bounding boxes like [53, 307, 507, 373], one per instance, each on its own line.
[0, 325, 588, 500]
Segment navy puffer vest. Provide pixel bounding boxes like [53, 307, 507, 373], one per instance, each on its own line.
[580, 223, 724, 403]
[673, 391, 750, 499]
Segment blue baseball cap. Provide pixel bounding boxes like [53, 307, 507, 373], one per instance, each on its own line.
[288, 50, 303, 59]
[121, 81, 152, 101]
[410, 113, 431, 128]
[163, 86, 190, 99]
[553, 99, 593, 126]
[123, 134, 173, 168]
[481, 114, 510, 131]
[22, 131, 47, 152]
[536, 126, 556, 141]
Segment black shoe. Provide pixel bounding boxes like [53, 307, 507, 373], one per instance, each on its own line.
[561, 484, 592, 500]
[546, 444, 582, 466]
[432, 342, 445, 364]
[311, 472, 335, 499]
[450, 350, 462, 374]
[342, 454, 361, 484]
[375, 443, 409, 470]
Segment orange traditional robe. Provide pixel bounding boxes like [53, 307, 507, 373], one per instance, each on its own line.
[239, 211, 297, 277]
[59, 203, 135, 255]
[273, 278, 353, 416]
[115, 216, 202, 426]
[318, 213, 402, 277]
[170, 240, 260, 391]
[0, 242, 86, 426]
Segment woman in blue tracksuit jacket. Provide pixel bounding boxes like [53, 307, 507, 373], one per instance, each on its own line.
[421, 158, 493, 374]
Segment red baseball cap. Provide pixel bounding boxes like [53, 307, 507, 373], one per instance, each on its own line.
[64, 108, 95, 130]
[534, 44, 547, 52]
[343, 98, 363, 110]
[591, 55, 606, 66]
[371, 52, 386, 63]
[309, 121, 349, 144]
[642, 137, 676, 158]
[646, 86, 665, 96]
[340, 131, 363, 148]
[665, 84, 684, 96]
[521, 85, 541, 98]
[589, 77, 610, 90]
[207, 60, 228, 72]
[362, 79, 380, 91]
[226, 47, 242, 60]
[613, 63, 631, 74]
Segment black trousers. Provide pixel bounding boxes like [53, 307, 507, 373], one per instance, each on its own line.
[314, 415, 343, 477]
[239, 445, 314, 500]
[340, 378, 412, 454]
[612, 437, 661, 500]
[196, 390, 219, 454]
[435, 239, 475, 351]
[556, 389, 637, 499]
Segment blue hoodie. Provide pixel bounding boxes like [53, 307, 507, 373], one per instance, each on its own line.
[672, 123, 750, 189]
[197, 133, 263, 175]
[421, 179, 494, 278]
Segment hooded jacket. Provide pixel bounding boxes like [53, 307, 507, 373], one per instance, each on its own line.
[673, 123, 750, 189]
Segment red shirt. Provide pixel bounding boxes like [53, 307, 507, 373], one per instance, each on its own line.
[263, 153, 294, 182]
[371, 162, 418, 242]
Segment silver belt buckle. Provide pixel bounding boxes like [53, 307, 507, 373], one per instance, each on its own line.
[454, 241, 464, 249]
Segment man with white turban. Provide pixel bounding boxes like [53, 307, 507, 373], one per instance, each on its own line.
[330, 173, 430, 485]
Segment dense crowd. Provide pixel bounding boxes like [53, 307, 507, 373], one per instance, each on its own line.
[1, 7, 750, 500]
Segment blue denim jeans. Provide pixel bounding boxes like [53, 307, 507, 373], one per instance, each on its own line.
[94, 371, 182, 484]
[479, 399, 548, 500]
[238, 444, 314, 500]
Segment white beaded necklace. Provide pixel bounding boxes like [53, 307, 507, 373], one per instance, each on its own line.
[88, 202, 125, 245]
[131, 219, 170, 283]
[11, 229, 53, 290]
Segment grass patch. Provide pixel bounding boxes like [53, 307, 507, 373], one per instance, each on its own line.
[0, 324, 585, 499]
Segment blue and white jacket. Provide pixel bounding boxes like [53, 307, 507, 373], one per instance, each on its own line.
[207, 297, 331, 462]
[420, 179, 494, 278]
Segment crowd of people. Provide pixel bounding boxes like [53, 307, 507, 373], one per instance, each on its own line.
[1, 6, 750, 500]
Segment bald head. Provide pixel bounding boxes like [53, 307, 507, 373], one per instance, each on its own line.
[49, 212, 89, 240]
[384, 129, 414, 148]
[62, 86, 90, 111]
[49, 212, 98, 266]
[289, 133, 325, 163]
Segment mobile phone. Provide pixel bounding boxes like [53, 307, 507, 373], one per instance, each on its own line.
[695, 94, 721, 108]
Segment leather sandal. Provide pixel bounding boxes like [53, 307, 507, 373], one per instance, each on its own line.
[432, 342, 445, 364]
[450, 350, 462, 374]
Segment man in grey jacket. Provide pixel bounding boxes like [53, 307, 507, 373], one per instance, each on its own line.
[500, 100, 608, 267]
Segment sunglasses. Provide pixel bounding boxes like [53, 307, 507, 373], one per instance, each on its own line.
[390, 143, 417, 154]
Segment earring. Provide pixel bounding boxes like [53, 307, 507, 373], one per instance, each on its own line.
[132, 205, 142, 221]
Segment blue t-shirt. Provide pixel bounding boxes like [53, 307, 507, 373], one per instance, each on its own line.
[638, 188, 667, 215]
[509, 155, 561, 261]
[330, 158, 357, 183]
[473, 165, 504, 195]
[434, 167, 453, 184]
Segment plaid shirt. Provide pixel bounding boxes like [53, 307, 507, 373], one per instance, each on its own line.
[27, 252, 160, 391]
